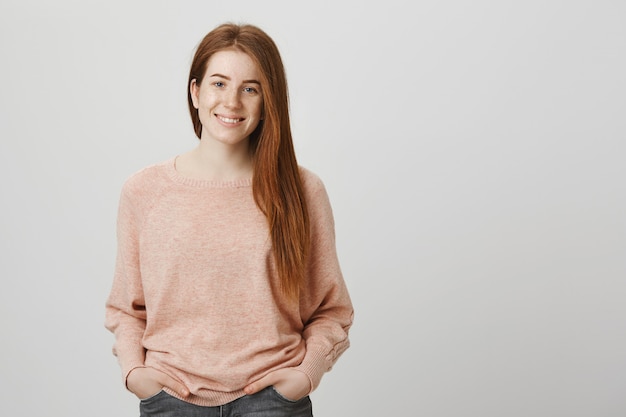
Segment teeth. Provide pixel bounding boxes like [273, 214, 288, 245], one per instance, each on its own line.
[218, 116, 241, 124]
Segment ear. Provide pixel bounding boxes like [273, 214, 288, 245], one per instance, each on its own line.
[190, 79, 200, 109]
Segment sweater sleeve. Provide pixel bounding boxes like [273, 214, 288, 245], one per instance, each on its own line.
[104, 181, 148, 384]
[295, 172, 354, 391]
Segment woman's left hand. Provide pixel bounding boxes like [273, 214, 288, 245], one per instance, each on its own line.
[243, 368, 311, 401]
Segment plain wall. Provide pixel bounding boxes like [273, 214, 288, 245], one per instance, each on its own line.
[1, 0, 624, 416]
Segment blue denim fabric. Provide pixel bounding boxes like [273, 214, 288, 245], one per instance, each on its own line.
[139, 387, 313, 417]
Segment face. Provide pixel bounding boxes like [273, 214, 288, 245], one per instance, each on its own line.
[190, 49, 263, 147]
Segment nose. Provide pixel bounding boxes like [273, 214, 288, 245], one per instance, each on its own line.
[224, 87, 242, 109]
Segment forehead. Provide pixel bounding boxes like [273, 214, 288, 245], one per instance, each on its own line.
[204, 49, 260, 79]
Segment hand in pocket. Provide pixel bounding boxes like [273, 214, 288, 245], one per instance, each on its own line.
[127, 366, 189, 400]
[244, 368, 311, 401]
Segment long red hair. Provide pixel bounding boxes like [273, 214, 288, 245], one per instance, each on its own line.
[187, 23, 309, 300]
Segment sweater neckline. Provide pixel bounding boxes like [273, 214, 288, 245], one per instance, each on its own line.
[165, 156, 253, 188]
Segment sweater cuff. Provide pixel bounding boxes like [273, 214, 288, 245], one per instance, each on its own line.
[123, 363, 146, 390]
[294, 344, 330, 393]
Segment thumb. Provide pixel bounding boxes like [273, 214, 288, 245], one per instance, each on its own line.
[243, 372, 277, 395]
[159, 373, 190, 397]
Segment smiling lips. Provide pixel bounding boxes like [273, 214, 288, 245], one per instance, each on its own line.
[217, 114, 244, 124]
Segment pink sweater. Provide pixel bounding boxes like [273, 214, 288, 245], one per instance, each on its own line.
[105, 158, 353, 406]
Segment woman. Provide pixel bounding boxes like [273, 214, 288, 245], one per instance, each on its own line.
[105, 23, 353, 416]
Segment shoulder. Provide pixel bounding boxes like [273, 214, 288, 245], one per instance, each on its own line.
[298, 165, 327, 197]
[298, 166, 335, 219]
[121, 158, 174, 195]
[118, 158, 176, 214]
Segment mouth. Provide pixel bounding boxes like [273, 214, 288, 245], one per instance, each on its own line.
[216, 114, 245, 124]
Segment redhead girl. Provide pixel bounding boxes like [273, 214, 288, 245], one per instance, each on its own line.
[105, 23, 353, 416]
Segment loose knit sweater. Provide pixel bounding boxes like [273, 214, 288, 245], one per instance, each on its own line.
[104, 157, 353, 407]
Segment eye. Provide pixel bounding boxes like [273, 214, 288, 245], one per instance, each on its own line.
[213, 81, 225, 88]
[243, 86, 258, 94]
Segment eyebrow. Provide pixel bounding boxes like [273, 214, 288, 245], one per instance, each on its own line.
[209, 73, 261, 85]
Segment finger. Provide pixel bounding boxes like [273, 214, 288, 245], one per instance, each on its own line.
[243, 372, 277, 395]
[158, 373, 190, 397]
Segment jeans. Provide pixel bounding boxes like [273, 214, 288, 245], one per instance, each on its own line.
[139, 387, 313, 417]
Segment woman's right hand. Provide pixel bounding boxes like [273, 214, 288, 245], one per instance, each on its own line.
[127, 366, 189, 399]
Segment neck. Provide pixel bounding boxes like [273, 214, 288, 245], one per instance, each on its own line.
[179, 138, 253, 182]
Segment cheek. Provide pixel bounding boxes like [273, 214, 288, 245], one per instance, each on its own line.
[251, 100, 264, 117]
[196, 89, 219, 109]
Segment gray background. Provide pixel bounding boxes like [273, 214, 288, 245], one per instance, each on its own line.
[1, 0, 625, 416]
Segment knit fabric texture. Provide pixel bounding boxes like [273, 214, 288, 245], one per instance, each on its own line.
[105, 157, 353, 406]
